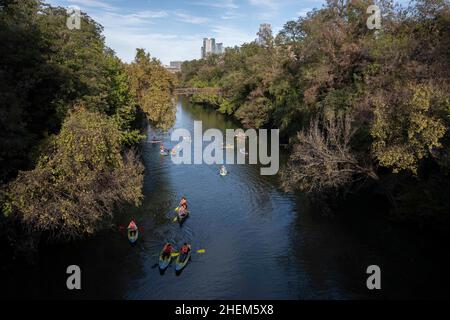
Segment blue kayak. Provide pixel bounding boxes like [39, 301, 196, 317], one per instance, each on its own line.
[159, 249, 172, 270]
[177, 210, 189, 225]
[175, 249, 191, 272]
[127, 227, 138, 244]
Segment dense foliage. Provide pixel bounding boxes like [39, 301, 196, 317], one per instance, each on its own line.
[7, 108, 144, 239]
[0, 0, 175, 250]
[180, 0, 450, 221]
[127, 49, 177, 131]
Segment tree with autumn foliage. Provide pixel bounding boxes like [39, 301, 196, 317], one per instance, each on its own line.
[180, 0, 450, 220]
[127, 48, 177, 131]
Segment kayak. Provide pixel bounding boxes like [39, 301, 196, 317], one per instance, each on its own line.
[127, 227, 138, 244]
[175, 248, 192, 272]
[159, 249, 172, 270]
[177, 210, 189, 224]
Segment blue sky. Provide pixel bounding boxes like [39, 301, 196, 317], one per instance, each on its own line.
[46, 0, 328, 64]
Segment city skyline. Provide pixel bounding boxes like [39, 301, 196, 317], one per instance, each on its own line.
[46, 0, 328, 64]
[201, 38, 224, 58]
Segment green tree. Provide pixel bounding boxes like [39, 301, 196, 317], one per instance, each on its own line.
[7, 108, 144, 239]
[127, 48, 176, 131]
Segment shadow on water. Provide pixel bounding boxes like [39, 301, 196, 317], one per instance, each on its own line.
[159, 267, 169, 276]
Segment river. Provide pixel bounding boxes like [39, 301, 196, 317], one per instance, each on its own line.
[5, 97, 450, 299]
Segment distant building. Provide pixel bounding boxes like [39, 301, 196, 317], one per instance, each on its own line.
[257, 23, 272, 45]
[165, 61, 183, 73]
[215, 43, 223, 54]
[170, 61, 183, 69]
[201, 38, 223, 58]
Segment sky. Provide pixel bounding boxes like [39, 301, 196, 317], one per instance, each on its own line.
[45, 0, 328, 65]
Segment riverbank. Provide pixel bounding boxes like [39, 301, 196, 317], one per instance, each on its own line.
[3, 98, 450, 299]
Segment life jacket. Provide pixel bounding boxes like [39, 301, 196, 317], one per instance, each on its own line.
[181, 246, 189, 254]
[128, 221, 136, 229]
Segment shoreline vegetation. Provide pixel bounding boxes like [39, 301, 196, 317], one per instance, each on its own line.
[0, 0, 176, 257]
[0, 0, 449, 261]
[179, 0, 450, 224]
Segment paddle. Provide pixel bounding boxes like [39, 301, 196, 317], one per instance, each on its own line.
[171, 249, 205, 257]
[172, 207, 179, 221]
[172, 208, 189, 222]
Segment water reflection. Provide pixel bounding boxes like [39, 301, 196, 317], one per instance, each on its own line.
[5, 97, 450, 299]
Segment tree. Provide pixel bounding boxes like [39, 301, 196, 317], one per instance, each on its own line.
[127, 49, 176, 131]
[371, 84, 446, 174]
[282, 115, 377, 193]
[7, 108, 144, 239]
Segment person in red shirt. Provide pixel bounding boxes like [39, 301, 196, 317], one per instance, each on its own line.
[178, 196, 188, 217]
[180, 243, 191, 254]
[127, 220, 137, 237]
[162, 243, 173, 258]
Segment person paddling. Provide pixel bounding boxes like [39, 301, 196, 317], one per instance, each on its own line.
[162, 243, 173, 258]
[178, 196, 188, 216]
[127, 220, 137, 237]
[180, 243, 191, 254]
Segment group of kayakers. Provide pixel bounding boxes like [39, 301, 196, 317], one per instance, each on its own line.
[156, 136, 230, 177]
[161, 242, 191, 259]
[129, 133, 231, 271]
[125, 194, 192, 271]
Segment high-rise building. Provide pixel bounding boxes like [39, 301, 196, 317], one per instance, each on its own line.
[201, 38, 223, 58]
[215, 43, 223, 54]
[257, 23, 272, 45]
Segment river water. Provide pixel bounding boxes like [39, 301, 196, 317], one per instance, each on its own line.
[6, 97, 450, 299]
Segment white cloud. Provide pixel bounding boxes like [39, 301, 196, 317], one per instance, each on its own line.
[90, 10, 168, 30]
[297, 8, 312, 17]
[248, 0, 278, 10]
[175, 12, 209, 24]
[221, 11, 243, 20]
[86, 8, 203, 64]
[192, 0, 239, 9]
[211, 25, 255, 47]
[104, 30, 202, 64]
[67, 0, 116, 10]
[129, 10, 169, 19]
